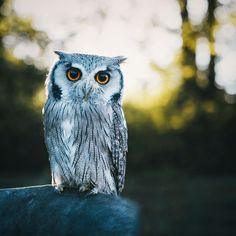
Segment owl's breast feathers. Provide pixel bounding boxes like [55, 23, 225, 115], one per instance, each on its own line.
[43, 100, 127, 195]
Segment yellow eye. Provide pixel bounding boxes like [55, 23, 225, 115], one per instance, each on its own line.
[95, 71, 110, 85]
[67, 67, 81, 81]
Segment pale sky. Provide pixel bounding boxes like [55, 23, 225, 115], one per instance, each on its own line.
[12, 0, 182, 100]
[11, 0, 236, 100]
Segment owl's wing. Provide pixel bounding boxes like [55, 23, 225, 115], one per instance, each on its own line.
[111, 103, 128, 194]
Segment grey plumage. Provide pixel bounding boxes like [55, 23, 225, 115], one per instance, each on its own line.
[43, 51, 127, 195]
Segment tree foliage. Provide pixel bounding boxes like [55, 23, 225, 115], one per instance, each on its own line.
[125, 0, 236, 174]
[0, 0, 48, 172]
[0, 0, 235, 175]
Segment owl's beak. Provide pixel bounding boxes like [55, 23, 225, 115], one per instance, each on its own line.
[81, 84, 93, 101]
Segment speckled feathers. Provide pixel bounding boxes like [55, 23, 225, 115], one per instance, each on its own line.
[43, 51, 127, 195]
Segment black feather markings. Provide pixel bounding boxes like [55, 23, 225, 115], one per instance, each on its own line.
[52, 83, 62, 100]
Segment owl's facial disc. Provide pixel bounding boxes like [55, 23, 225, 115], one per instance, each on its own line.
[80, 70, 112, 101]
[51, 59, 123, 104]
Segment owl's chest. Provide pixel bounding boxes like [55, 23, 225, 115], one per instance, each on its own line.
[57, 104, 113, 154]
[45, 100, 114, 154]
[61, 119, 74, 139]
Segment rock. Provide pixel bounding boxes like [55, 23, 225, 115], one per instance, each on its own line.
[0, 185, 139, 236]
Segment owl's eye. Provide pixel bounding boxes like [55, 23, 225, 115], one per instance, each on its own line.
[67, 67, 82, 81]
[95, 71, 110, 85]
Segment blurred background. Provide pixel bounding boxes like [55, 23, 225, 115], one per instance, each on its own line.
[0, 0, 236, 235]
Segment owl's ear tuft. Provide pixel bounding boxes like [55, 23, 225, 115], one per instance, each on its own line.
[114, 56, 127, 65]
[54, 50, 67, 60]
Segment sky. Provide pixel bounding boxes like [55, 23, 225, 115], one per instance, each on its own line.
[12, 0, 182, 100]
[11, 0, 236, 101]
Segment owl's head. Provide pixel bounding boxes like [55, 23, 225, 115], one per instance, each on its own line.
[46, 51, 126, 105]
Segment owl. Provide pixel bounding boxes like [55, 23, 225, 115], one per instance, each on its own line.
[43, 51, 128, 195]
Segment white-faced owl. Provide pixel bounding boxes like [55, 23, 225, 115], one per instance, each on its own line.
[43, 51, 128, 195]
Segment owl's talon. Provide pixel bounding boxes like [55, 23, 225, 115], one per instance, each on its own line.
[85, 187, 99, 196]
[54, 184, 64, 193]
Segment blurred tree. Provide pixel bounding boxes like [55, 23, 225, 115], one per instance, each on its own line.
[0, 0, 235, 177]
[173, 0, 236, 173]
[0, 0, 49, 173]
[126, 0, 236, 174]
